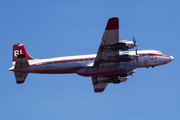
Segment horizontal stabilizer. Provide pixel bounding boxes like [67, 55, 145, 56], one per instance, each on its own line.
[14, 72, 28, 84]
[14, 54, 29, 84]
[15, 54, 29, 69]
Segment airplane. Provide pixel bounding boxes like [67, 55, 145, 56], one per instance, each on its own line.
[8, 17, 174, 93]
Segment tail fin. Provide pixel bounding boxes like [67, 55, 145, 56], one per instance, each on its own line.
[13, 43, 34, 62]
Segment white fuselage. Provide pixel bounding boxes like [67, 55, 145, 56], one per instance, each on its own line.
[10, 50, 173, 76]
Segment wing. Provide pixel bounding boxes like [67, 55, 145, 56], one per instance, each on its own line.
[92, 75, 119, 93]
[93, 17, 119, 68]
[92, 17, 120, 92]
[91, 76, 108, 92]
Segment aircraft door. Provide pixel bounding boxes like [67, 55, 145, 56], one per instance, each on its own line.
[144, 60, 149, 66]
[46, 62, 51, 68]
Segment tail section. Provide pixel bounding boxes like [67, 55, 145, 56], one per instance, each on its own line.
[14, 72, 28, 84]
[11, 43, 33, 84]
[13, 43, 34, 62]
[14, 54, 30, 69]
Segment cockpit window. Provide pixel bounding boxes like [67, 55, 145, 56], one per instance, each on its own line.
[149, 54, 156, 60]
[157, 51, 162, 54]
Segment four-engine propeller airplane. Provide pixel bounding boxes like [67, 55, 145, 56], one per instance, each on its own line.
[8, 17, 174, 92]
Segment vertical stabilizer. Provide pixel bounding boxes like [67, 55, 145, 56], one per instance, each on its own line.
[13, 43, 34, 62]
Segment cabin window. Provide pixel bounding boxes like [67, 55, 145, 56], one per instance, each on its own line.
[46, 62, 51, 68]
[79, 59, 84, 61]
[149, 55, 156, 60]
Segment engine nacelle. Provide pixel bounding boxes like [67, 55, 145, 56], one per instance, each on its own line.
[104, 40, 137, 51]
[119, 40, 137, 50]
[124, 41, 136, 49]
[118, 76, 129, 82]
[127, 55, 138, 60]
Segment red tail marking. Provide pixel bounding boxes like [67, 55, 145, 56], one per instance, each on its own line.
[13, 43, 34, 61]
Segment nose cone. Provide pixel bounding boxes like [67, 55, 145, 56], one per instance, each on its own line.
[165, 55, 174, 64]
[156, 54, 174, 65]
[170, 56, 174, 61]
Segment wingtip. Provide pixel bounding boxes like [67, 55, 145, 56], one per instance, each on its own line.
[16, 81, 25, 84]
[94, 88, 105, 93]
[105, 17, 119, 30]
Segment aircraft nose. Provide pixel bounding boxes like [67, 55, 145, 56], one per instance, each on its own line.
[169, 56, 174, 61]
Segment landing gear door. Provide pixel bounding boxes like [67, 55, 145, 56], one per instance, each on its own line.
[144, 60, 149, 66]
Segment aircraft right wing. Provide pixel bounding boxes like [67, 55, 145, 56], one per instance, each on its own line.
[92, 75, 119, 92]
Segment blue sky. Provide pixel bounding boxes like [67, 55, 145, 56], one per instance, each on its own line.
[1, 0, 180, 120]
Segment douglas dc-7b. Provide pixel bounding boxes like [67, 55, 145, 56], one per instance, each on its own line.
[8, 17, 174, 92]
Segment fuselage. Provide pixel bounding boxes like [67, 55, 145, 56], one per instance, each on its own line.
[9, 50, 174, 76]
[9, 17, 175, 92]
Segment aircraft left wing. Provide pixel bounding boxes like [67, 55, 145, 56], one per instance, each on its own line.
[92, 17, 120, 92]
[93, 17, 119, 68]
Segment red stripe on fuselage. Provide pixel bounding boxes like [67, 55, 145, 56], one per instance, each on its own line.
[138, 53, 170, 58]
[29, 53, 170, 67]
[30, 57, 95, 67]
[154, 54, 170, 58]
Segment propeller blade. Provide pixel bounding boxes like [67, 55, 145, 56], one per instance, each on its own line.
[131, 70, 135, 79]
[135, 46, 138, 64]
[132, 73, 134, 79]
[125, 80, 128, 85]
[133, 36, 137, 46]
[133, 36, 138, 65]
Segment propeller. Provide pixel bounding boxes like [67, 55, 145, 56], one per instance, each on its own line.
[133, 36, 137, 47]
[133, 36, 139, 65]
[131, 70, 135, 79]
[125, 79, 128, 85]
